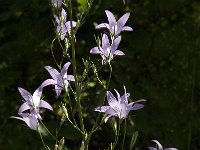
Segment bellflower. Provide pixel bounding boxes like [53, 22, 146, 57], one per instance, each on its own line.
[44, 62, 75, 97]
[95, 86, 146, 122]
[54, 8, 76, 40]
[18, 83, 53, 120]
[148, 140, 178, 150]
[90, 34, 124, 64]
[11, 113, 39, 130]
[96, 10, 133, 36]
[51, 0, 62, 8]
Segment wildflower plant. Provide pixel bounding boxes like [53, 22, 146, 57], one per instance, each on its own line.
[11, 0, 178, 149]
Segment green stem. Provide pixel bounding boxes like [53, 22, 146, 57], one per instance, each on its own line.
[68, 0, 87, 149]
[38, 129, 49, 150]
[106, 62, 112, 89]
[87, 62, 113, 143]
[40, 120, 55, 139]
[112, 119, 121, 150]
[121, 119, 126, 150]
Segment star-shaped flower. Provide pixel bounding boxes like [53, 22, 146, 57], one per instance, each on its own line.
[96, 10, 133, 36]
[90, 34, 124, 64]
[44, 62, 75, 97]
[54, 8, 76, 40]
[95, 86, 146, 122]
[148, 140, 178, 150]
[18, 83, 53, 120]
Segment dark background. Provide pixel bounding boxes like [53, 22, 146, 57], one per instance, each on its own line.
[0, 0, 200, 149]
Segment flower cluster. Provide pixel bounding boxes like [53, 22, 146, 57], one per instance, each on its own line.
[44, 62, 75, 97]
[90, 10, 133, 64]
[52, 0, 76, 40]
[12, 62, 74, 130]
[11, 1, 179, 149]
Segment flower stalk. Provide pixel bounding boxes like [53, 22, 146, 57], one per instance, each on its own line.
[68, 0, 87, 149]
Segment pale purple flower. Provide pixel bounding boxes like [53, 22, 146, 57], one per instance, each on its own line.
[51, 0, 62, 8]
[11, 113, 39, 130]
[96, 10, 133, 36]
[44, 62, 75, 97]
[95, 86, 146, 122]
[54, 8, 76, 40]
[18, 83, 53, 120]
[90, 34, 124, 64]
[148, 140, 178, 150]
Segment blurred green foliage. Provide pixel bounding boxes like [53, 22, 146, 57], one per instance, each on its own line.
[1, 0, 200, 149]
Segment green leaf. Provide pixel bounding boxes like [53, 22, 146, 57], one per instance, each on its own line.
[129, 131, 138, 150]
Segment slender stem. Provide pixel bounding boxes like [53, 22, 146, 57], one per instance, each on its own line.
[68, 0, 86, 149]
[121, 119, 126, 150]
[112, 119, 121, 150]
[106, 62, 112, 89]
[38, 129, 49, 150]
[51, 38, 61, 69]
[40, 120, 55, 138]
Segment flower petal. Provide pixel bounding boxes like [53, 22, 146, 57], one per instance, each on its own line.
[33, 84, 44, 101]
[18, 87, 32, 104]
[54, 14, 60, 24]
[121, 86, 128, 104]
[107, 91, 118, 108]
[122, 26, 133, 32]
[45, 66, 60, 81]
[66, 75, 75, 81]
[105, 10, 116, 27]
[60, 27, 67, 40]
[118, 103, 128, 118]
[90, 47, 101, 54]
[61, 8, 67, 23]
[64, 21, 76, 34]
[152, 140, 163, 150]
[11, 113, 39, 130]
[41, 79, 56, 88]
[148, 147, 157, 150]
[39, 100, 53, 111]
[60, 62, 71, 77]
[105, 107, 117, 117]
[96, 23, 110, 29]
[18, 102, 30, 114]
[23, 114, 39, 130]
[113, 50, 125, 56]
[114, 89, 121, 103]
[127, 102, 144, 111]
[121, 92, 130, 103]
[10, 116, 24, 122]
[94, 106, 110, 112]
[111, 36, 121, 51]
[102, 34, 110, 50]
[51, 0, 62, 8]
[65, 21, 76, 28]
[117, 12, 130, 30]
[55, 85, 62, 97]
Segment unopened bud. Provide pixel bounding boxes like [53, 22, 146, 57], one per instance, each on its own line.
[54, 144, 58, 150]
[58, 137, 65, 150]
